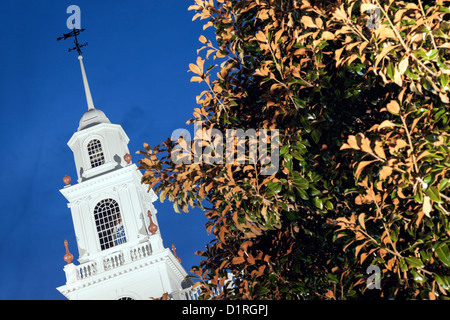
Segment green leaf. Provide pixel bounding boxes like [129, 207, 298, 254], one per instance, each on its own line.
[440, 73, 449, 88]
[347, 290, 356, 296]
[426, 186, 442, 203]
[300, 115, 312, 133]
[399, 258, 408, 272]
[324, 200, 334, 210]
[405, 67, 419, 80]
[311, 129, 322, 144]
[390, 225, 399, 243]
[426, 49, 439, 61]
[386, 61, 394, 80]
[280, 145, 289, 156]
[434, 274, 450, 291]
[293, 175, 309, 189]
[294, 142, 308, 155]
[436, 244, 450, 267]
[405, 256, 424, 268]
[292, 149, 303, 161]
[325, 273, 339, 284]
[267, 182, 282, 193]
[314, 196, 323, 209]
[256, 286, 270, 296]
[294, 98, 306, 109]
[286, 210, 298, 221]
[411, 269, 426, 283]
[420, 250, 431, 264]
[413, 48, 427, 60]
[309, 186, 321, 197]
[295, 187, 309, 200]
[439, 178, 450, 191]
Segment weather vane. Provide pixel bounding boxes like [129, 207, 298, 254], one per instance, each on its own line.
[57, 28, 88, 56]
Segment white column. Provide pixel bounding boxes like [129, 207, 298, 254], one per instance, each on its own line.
[117, 184, 139, 243]
[80, 199, 99, 256]
[69, 202, 88, 261]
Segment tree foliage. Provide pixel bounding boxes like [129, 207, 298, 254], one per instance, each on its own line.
[138, 0, 450, 299]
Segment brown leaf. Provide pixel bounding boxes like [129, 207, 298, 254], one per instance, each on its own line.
[379, 166, 393, 181]
[232, 256, 245, 264]
[190, 76, 203, 83]
[439, 92, 449, 103]
[416, 150, 431, 162]
[255, 31, 266, 42]
[376, 25, 397, 39]
[398, 58, 409, 75]
[360, 3, 378, 13]
[196, 56, 205, 73]
[355, 160, 377, 180]
[274, 29, 284, 43]
[325, 290, 335, 299]
[355, 240, 368, 258]
[322, 31, 335, 40]
[378, 120, 396, 130]
[301, 16, 317, 28]
[429, 291, 436, 300]
[335, 46, 345, 66]
[394, 68, 403, 86]
[416, 211, 425, 227]
[394, 139, 408, 151]
[423, 195, 432, 218]
[374, 140, 386, 160]
[340, 135, 360, 150]
[189, 63, 202, 75]
[356, 231, 366, 241]
[375, 45, 399, 68]
[358, 213, 366, 230]
[357, 134, 373, 155]
[386, 100, 400, 115]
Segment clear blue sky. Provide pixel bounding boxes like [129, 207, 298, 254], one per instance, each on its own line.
[0, 1, 213, 299]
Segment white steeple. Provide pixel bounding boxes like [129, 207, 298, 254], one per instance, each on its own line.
[56, 31, 192, 300]
[78, 55, 95, 110]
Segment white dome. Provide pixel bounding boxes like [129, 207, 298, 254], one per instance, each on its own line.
[77, 108, 111, 131]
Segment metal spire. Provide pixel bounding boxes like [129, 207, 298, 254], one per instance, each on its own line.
[57, 28, 95, 110]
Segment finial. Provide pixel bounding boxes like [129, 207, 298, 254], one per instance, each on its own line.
[147, 210, 158, 235]
[63, 240, 74, 264]
[124, 153, 132, 164]
[63, 175, 71, 186]
[172, 244, 182, 263]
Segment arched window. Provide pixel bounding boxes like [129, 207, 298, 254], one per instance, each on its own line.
[117, 297, 134, 300]
[94, 199, 127, 250]
[87, 139, 105, 168]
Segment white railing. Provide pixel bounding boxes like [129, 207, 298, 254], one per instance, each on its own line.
[77, 260, 97, 279]
[130, 242, 152, 261]
[68, 241, 153, 283]
[170, 273, 235, 300]
[171, 286, 202, 300]
[103, 251, 125, 271]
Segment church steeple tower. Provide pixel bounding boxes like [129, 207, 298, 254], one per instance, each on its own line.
[56, 29, 191, 300]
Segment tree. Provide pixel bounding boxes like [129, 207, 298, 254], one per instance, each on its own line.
[138, 0, 450, 299]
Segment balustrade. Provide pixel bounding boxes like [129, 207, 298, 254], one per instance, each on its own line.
[67, 241, 154, 283]
[76, 260, 97, 279]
